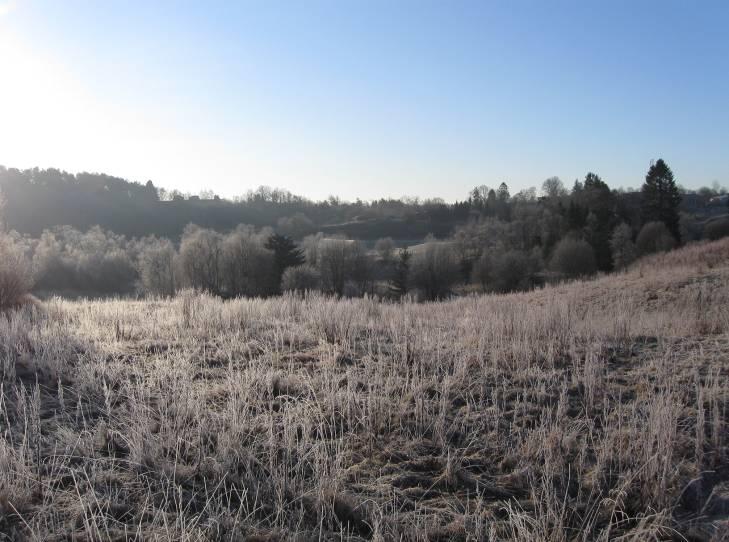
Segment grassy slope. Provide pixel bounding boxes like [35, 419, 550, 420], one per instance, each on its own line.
[1, 240, 729, 540]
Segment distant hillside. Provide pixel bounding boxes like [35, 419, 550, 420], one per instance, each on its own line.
[1, 165, 725, 243]
[0, 166, 469, 240]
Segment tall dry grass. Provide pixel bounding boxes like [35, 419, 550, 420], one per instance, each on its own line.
[0, 239, 728, 540]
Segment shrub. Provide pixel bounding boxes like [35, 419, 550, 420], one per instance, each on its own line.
[636, 221, 676, 255]
[281, 265, 321, 293]
[680, 212, 702, 242]
[550, 238, 597, 279]
[78, 249, 138, 294]
[409, 240, 459, 300]
[0, 235, 33, 311]
[490, 249, 536, 293]
[703, 218, 729, 241]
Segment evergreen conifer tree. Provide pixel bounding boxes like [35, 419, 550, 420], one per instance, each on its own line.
[641, 159, 681, 241]
[388, 248, 411, 299]
[265, 234, 305, 293]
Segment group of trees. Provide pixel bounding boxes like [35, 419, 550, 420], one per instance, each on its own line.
[1, 158, 728, 302]
[444, 160, 690, 293]
[0, 166, 467, 239]
[4, 160, 722, 242]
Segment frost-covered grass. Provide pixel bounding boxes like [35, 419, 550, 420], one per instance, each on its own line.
[1, 239, 729, 540]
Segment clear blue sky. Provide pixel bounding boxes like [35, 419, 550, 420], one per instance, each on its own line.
[0, 0, 727, 201]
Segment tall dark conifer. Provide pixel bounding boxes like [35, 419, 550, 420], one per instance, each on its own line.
[576, 173, 616, 272]
[388, 248, 411, 299]
[496, 182, 511, 221]
[265, 234, 305, 293]
[641, 159, 681, 241]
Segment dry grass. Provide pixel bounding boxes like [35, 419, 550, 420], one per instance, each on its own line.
[1, 239, 729, 540]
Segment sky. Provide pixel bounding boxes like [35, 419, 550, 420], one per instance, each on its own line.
[0, 0, 727, 201]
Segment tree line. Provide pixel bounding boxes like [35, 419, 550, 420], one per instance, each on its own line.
[0, 166, 467, 239]
[1, 161, 725, 241]
[1, 159, 728, 301]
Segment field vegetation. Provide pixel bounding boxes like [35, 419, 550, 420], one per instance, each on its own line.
[0, 238, 728, 540]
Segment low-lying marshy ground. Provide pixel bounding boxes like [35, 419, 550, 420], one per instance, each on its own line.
[1, 240, 729, 540]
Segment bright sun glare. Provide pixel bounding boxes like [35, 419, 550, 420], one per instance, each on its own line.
[0, 27, 152, 177]
[0, 31, 86, 164]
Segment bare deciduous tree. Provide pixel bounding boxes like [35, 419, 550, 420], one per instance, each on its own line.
[139, 238, 177, 297]
[409, 238, 459, 300]
[178, 225, 223, 294]
[222, 226, 276, 297]
[610, 223, 636, 270]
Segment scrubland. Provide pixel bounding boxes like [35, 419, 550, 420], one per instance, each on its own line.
[1, 239, 729, 541]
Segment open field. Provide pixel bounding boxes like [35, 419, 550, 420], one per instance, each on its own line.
[1, 240, 729, 540]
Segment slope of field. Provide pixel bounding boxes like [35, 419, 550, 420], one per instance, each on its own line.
[1, 240, 729, 540]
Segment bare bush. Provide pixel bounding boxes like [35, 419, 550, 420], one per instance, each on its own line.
[490, 248, 538, 292]
[0, 235, 33, 310]
[703, 217, 729, 241]
[409, 239, 459, 300]
[549, 237, 597, 279]
[79, 249, 137, 294]
[636, 221, 676, 255]
[281, 264, 321, 292]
